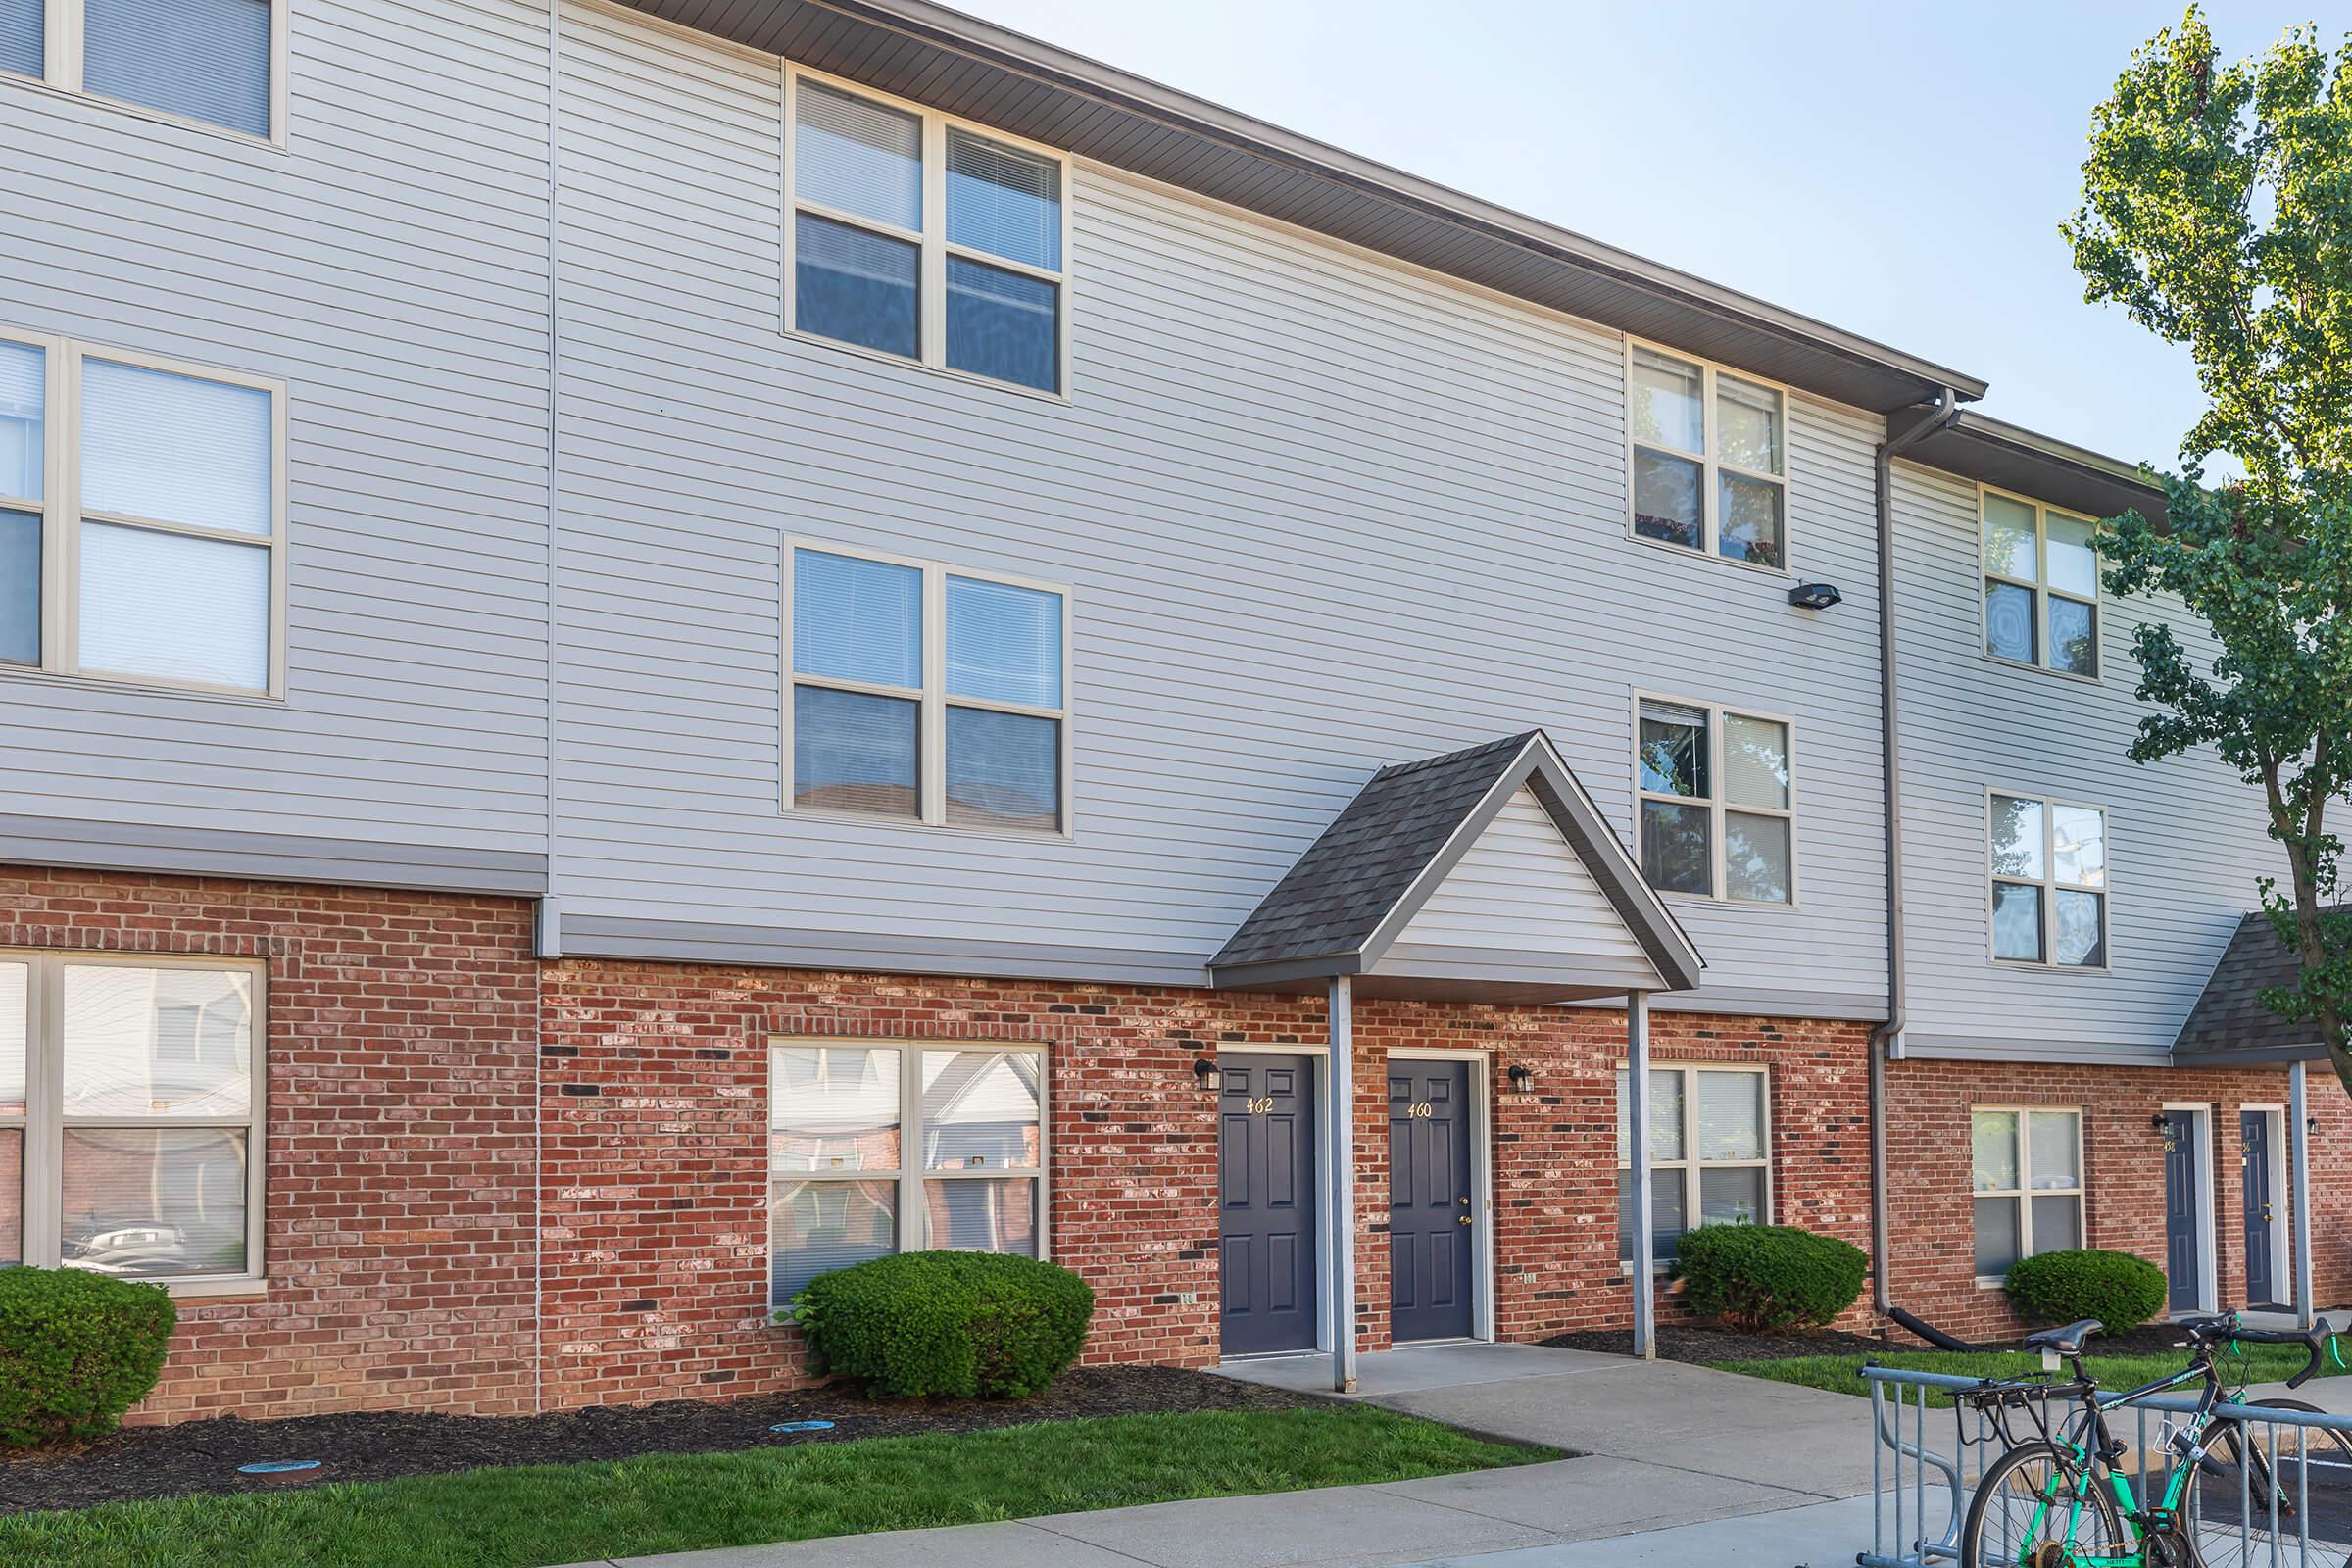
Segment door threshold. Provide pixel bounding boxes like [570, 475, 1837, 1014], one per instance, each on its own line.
[1217, 1348, 1324, 1364]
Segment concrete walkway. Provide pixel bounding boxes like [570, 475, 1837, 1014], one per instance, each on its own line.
[552, 1343, 1894, 1568]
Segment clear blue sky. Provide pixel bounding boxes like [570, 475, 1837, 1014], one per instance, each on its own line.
[958, 0, 2339, 472]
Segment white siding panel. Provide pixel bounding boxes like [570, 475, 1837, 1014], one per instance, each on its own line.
[1890, 460, 2276, 1058]
[549, 3, 1887, 1015]
[1385, 788, 1657, 968]
[0, 0, 552, 853]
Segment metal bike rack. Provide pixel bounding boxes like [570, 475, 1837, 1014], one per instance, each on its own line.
[1861, 1364, 2352, 1568]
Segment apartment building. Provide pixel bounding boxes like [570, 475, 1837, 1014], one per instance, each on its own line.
[0, 0, 2337, 1422]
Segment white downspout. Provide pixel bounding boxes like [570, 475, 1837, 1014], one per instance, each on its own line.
[1628, 990, 1655, 1359]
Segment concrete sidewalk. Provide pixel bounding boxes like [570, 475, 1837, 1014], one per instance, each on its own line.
[550, 1343, 1894, 1568]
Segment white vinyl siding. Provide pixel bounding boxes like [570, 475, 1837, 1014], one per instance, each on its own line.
[785, 65, 1071, 397]
[1616, 1063, 1770, 1262]
[1971, 1106, 2082, 1278]
[3, 0, 284, 143]
[768, 1037, 1045, 1306]
[549, 3, 1889, 1018]
[1, 953, 265, 1293]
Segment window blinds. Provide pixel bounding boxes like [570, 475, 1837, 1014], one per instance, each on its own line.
[945, 128, 1061, 270]
[796, 79, 923, 232]
[84, 0, 270, 138]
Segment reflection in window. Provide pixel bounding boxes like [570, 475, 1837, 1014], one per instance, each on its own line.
[1637, 700, 1792, 903]
[1617, 1065, 1769, 1261]
[1990, 794, 2107, 967]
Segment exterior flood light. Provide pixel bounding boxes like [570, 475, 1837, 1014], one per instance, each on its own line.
[1194, 1056, 1218, 1092]
[1788, 582, 1843, 611]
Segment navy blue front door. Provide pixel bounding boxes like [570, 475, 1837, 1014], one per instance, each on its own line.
[2242, 1111, 2281, 1308]
[1390, 1059, 1476, 1342]
[1218, 1054, 1318, 1355]
[2163, 1110, 2203, 1313]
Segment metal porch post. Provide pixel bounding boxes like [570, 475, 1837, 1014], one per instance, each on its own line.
[2292, 1059, 2315, 1329]
[1629, 990, 1655, 1359]
[1329, 974, 1358, 1393]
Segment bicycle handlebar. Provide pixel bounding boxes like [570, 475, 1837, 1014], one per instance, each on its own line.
[2180, 1312, 2342, 1389]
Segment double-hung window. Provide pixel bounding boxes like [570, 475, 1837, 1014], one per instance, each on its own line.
[789, 545, 1068, 833]
[1627, 343, 1788, 568]
[787, 69, 1070, 395]
[1983, 490, 2100, 677]
[0, 327, 283, 696]
[1, 0, 282, 142]
[768, 1039, 1045, 1305]
[1989, 793, 2108, 968]
[1, 955, 263, 1289]
[1971, 1107, 2082, 1278]
[1616, 1064, 1770, 1262]
[1636, 698, 1794, 904]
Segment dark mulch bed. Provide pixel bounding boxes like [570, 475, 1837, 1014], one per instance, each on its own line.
[1545, 1321, 2198, 1364]
[0, 1365, 1329, 1515]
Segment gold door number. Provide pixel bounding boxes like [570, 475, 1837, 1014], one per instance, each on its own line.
[1407, 1102, 1434, 1119]
[1245, 1097, 1274, 1115]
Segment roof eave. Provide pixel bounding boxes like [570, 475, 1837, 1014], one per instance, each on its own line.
[1901, 411, 2173, 528]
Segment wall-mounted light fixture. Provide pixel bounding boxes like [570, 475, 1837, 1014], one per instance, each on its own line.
[1507, 1063, 1535, 1094]
[2150, 1113, 2170, 1132]
[1194, 1056, 1218, 1093]
[1788, 582, 1843, 611]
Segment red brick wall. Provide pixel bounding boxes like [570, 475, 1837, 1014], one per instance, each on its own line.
[0, 869, 540, 1424]
[1885, 1057, 2352, 1342]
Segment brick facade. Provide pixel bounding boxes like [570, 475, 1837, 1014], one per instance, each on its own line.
[5, 867, 2343, 1427]
[1885, 1056, 2352, 1342]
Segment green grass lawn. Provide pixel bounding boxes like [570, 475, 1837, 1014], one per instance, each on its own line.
[0, 1405, 1551, 1568]
[1707, 1344, 2344, 1407]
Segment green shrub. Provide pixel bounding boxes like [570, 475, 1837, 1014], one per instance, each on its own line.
[0, 1268, 176, 1447]
[2005, 1249, 2168, 1334]
[787, 1250, 1094, 1399]
[1674, 1224, 1869, 1333]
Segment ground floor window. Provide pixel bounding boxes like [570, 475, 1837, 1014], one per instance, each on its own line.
[0, 955, 263, 1284]
[768, 1038, 1045, 1305]
[1616, 1063, 1770, 1262]
[1971, 1106, 2082, 1277]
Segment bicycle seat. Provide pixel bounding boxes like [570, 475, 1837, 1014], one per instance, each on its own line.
[2023, 1319, 2102, 1355]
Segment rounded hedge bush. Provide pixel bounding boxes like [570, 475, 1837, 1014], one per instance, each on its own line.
[0, 1267, 177, 1447]
[1674, 1224, 1868, 1333]
[788, 1250, 1094, 1399]
[2004, 1249, 2167, 1333]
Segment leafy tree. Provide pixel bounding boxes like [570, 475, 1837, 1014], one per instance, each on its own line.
[2065, 7, 2352, 1095]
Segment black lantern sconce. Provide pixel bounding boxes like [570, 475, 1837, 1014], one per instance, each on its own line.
[2150, 1113, 2169, 1132]
[1193, 1056, 1218, 1093]
[1506, 1063, 1535, 1095]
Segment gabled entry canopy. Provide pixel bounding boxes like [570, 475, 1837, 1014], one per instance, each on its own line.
[1208, 731, 1704, 1004]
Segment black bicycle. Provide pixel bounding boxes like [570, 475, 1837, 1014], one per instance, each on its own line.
[1958, 1311, 2351, 1568]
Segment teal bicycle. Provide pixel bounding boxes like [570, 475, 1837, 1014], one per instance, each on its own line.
[1957, 1311, 2349, 1568]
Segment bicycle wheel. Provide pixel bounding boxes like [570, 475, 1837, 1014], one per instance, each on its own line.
[2186, 1398, 2352, 1568]
[1963, 1439, 2132, 1568]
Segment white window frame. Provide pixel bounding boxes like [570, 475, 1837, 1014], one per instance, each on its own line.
[3, 951, 268, 1298]
[782, 63, 1074, 401]
[767, 1036, 1049, 1311]
[1980, 484, 2102, 682]
[1623, 337, 1792, 575]
[0, 324, 287, 699]
[783, 539, 1073, 837]
[1632, 692, 1798, 906]
[1971, 1104, 2084, 1286]
[1985, 789, 2111, 971]
[7, 0, 288, 149]
[1617, 1061, 1773, 1269]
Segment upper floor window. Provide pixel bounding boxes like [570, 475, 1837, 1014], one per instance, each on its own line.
[1627, 343, 1788, 569]
[1636, 698, 1793, 904]
[1983, 489, 2099, 678]
[0, 0, 281, 143]
[1989, 792, 2108, 968]
[786, 69, 1069, 396]
[0, 328, 283, 697]
[789, 545, 1068, 834]
[0, 954, 265, 1289]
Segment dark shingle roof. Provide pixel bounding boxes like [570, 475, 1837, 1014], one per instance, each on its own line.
[1208, 733, 1541, 972]
[2175, 909, 2330, 1061]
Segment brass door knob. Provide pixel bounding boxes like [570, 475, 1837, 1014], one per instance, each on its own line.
[1457, 1214, 1473, 1226]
